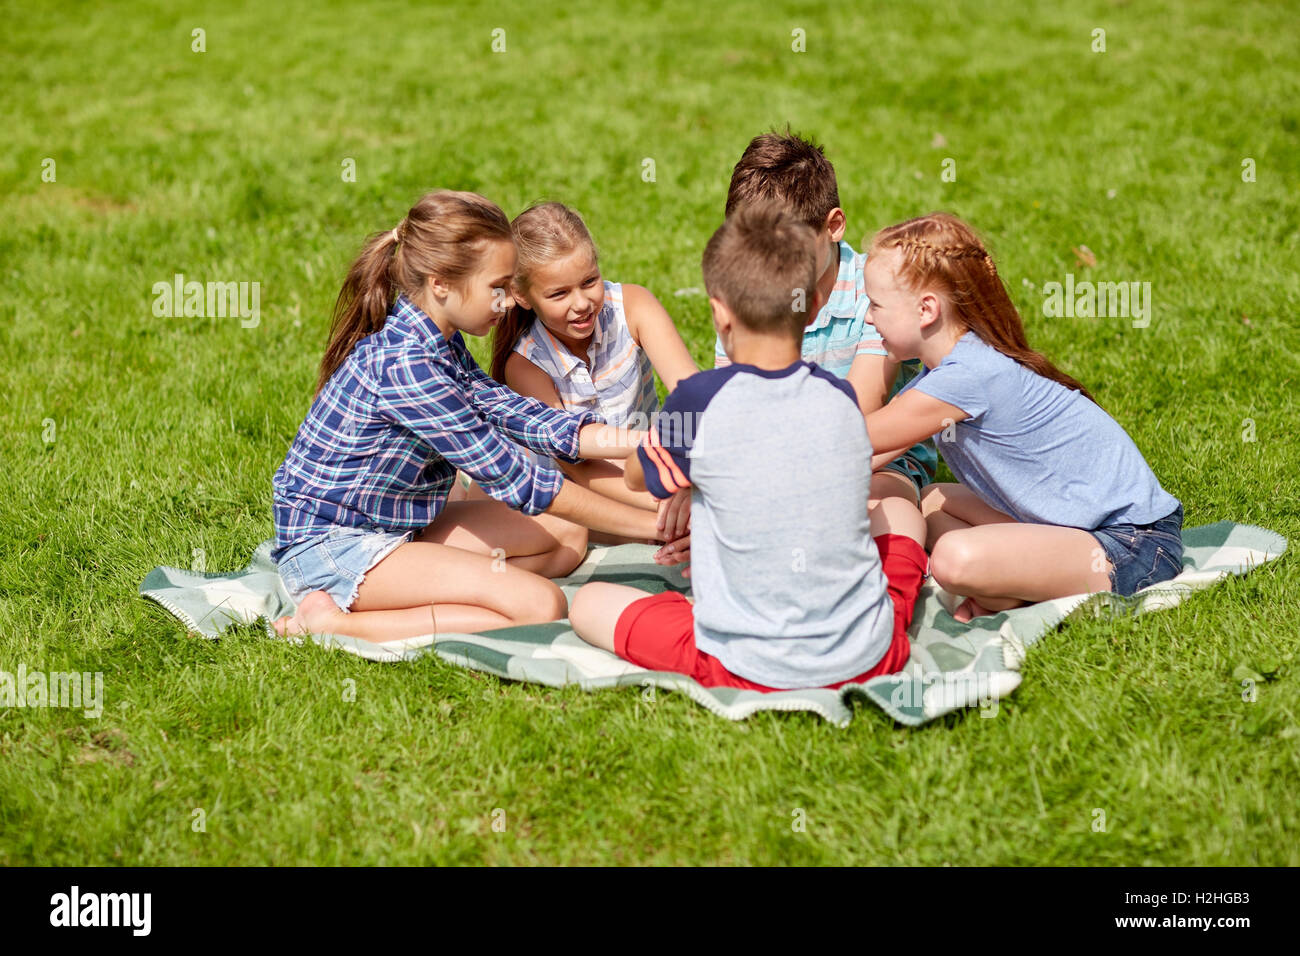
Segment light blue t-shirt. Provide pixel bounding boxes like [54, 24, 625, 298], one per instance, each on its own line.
[637, 362, 896, 689]
[899, 331, 1179, 529]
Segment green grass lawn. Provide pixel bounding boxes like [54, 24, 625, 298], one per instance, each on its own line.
[2, 0, 1298, 865]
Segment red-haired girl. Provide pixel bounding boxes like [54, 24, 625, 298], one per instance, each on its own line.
[864, 213, 1183, 621]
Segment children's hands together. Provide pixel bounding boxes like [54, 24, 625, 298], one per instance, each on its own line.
[653, 488, 691, 576]
[656, 487, 691, 542]
[653, 534, 691, 577]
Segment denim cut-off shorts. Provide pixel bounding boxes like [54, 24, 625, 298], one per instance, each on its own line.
[277, 524, 415, 612]
[880, 453, 930, 501]
[1089, 503, 1184, 597]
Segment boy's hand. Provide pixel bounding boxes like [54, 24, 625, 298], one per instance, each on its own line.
[655, 488, 691, 542]
[653, 533, 691, 577]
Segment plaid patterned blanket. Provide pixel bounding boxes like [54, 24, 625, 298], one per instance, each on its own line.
[139, 521, 1286, 726]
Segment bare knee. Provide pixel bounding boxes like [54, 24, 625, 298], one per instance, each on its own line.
[542, 521, 588, 577]
[870, 469, 918, 507]
[507, 577, 568, 624]
[567, 583, 603, 637]
[869, 495, 926, 544]
[568, 582, 633, 650]
[929, 535, 980, 593]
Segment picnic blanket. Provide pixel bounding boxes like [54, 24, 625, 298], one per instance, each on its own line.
[139, 521, 1286, 727]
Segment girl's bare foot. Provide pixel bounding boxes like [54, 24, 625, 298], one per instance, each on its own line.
[272, 590, 344, 637]
[952, 596, 995, 623]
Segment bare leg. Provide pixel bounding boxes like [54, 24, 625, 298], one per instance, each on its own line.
[868, 492, 927, 547]
[418, 496, 589, 578]
[558, 459, 660, 546]
[930, 521, 1113, 621]
[273, 539, 567, 643]
[921, 488, 1019, 617]
[461, 467, 655, 548]
[868, 468, 920, 510]
[272, 495, 591, 643]
[919, 483, 1111, 621]
[570, 582, 656, 652]
[559, 458, 658, 511]
[920, 482, 1017, 550]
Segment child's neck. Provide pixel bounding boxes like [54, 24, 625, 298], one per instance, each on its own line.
[918, 320, 967, 369]
[550, 327, 596, 363]
[816, 241, 839, 308]
[412, 290, 457, 343]
[727, 330, 802, 370]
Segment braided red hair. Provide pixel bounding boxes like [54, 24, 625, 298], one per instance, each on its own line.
[870, 213, 1096, 404]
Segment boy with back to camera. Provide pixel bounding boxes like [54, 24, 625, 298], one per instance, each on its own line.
[569, 205, 928, 690]
[718, 130, 937, 510]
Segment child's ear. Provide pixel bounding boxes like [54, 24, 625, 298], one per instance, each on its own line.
[917, 290, 943, 329]
[507, 279, 530, 308]
[708, 296, 730, 329]
[426, 274, 453, 303]
[823, 207, 847, 243]
[709, 296, 736, 340]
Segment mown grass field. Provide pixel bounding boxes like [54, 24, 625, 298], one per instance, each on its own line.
[1, 0, 1297, 865]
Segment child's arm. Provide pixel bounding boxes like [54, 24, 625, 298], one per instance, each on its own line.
[866, 390, 969, 468]
[624, 444, 647, 491]
[626, 434, 692, 567]
[502, 352, 567, 411]
[575, 423, 644, 459]
[499, 353, 645, 459]
[544, 479, 660, 540]
[630, 377, 702, 571]
[377, 355, 658, 539]
[621, 284, 699, 391]
[464, 356, 640, 462]
[624, 452, 690, 538]
[845, 354, 900, 417]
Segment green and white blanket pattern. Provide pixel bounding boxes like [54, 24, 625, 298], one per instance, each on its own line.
[139, 521, 1286, 726]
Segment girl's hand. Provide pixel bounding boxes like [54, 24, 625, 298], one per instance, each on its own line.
[655, 488, 691, 542]
[653, 533, 691, 577]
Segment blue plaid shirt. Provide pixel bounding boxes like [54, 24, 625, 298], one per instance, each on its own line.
[271, 293, 602, 562]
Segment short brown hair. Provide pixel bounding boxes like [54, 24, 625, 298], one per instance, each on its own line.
[702, 204, 819, 339]
[724, 129, 840, 229]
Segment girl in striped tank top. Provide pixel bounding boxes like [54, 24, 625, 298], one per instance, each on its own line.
[489, 202, 699, 540]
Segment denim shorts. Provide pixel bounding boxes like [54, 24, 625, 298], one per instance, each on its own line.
[880, 452, 931, 501]
[1089, 503, 1184, 597]
[276, 523, 415, 611]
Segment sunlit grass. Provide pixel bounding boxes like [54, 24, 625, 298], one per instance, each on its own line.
[0, 0, 1297, 865]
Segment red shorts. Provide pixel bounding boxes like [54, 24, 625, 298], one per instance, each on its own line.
[613, 534, 928, 692]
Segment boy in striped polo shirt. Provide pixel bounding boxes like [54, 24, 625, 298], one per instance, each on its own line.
[715, 130, 937, 508]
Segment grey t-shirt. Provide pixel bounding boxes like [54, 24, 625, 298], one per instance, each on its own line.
[899, 331, 1179, 528]
[637, 361, 895, 688]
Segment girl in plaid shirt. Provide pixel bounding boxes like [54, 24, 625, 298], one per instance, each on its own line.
[272, 191, 663, 643]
